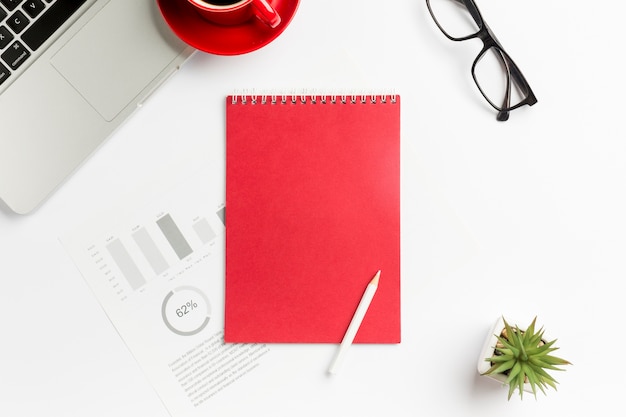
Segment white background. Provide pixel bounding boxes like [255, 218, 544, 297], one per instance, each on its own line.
[1, 0, 624, 415]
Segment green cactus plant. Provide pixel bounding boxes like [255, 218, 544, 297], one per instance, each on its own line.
[482, 317, 571, 400]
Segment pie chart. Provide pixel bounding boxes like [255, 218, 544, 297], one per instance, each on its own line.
[161, 286, 211, 336]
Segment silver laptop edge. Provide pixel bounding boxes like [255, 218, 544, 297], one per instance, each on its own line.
[0, 0, 195, 214]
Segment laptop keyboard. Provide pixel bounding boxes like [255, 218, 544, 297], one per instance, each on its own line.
[0, 0, 88, 87]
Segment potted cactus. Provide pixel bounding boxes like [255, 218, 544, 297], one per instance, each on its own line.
[477, 316, 571, 400]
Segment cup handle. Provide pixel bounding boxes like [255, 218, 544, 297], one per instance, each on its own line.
[251, 0, 281, 28]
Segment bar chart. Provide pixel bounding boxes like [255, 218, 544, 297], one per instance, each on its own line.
[72, 160, 228, 311]
[90, 205, 224, 302]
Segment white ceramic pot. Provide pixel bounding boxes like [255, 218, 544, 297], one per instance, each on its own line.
[477, 316, 534, 393]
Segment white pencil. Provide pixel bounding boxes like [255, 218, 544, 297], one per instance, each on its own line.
[328, 270, 380, 374]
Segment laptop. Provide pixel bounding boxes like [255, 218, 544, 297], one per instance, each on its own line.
[0, 0, 194, 214]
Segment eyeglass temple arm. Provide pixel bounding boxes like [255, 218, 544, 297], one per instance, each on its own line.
[487, 26, 529, 97]
[497, 107, 510, 122]
[487, 27, 536, 121]
[497, 55, 511, 122]
[509, 60, 537, 105]
[496, 48, 536, 121]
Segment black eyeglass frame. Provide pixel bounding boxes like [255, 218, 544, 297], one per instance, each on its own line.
[426, 0, 537, 121]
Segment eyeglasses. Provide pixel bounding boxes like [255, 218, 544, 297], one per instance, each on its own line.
[426, 0, 537, 121]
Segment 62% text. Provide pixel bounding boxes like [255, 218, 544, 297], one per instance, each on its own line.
[176, 300, 198, 317]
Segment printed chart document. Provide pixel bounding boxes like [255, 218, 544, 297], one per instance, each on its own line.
[61, 160, 295, 416]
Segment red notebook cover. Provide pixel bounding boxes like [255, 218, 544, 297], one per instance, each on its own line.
[225, 94, 400, 343]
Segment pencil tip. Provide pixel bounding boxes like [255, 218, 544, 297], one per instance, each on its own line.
[371, 270, 381, 285]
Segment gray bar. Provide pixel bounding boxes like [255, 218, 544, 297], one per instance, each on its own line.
[132, 227, 169, 275]
[106, 239, 146, 290]
[157, 214, 193, 259]
[216, 207, 225, 226]
[193, 218, 216, 244]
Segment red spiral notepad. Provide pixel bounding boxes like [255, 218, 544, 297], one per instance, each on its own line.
[225, 94, 400, 343]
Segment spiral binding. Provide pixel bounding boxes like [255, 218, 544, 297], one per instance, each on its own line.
[230, 93, 397, 105]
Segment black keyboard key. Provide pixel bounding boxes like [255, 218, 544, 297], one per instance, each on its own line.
[0, 61, 10, 85]
[22, 0, 87, 51]
[23, 0, 45, 18]
[0, 7, 8, 21]
[7, 10, 29, 34]
[1, 40, 30, 69]
[0, 25, 13, 49]
[0, 0, 22, 12]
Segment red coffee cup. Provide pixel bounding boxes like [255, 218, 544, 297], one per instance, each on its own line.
[187, 0, 281, 28]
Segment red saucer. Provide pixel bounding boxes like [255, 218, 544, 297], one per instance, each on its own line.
[156, 0, 300, 55]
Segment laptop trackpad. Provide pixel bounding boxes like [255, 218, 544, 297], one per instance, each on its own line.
[51, 1, 183, 121]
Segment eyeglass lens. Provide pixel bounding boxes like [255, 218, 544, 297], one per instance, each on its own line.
[474, 47, 529, 111]
[427, 0, 481, 39]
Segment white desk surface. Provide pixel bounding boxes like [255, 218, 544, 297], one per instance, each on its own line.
[2, 1, 624, 415]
